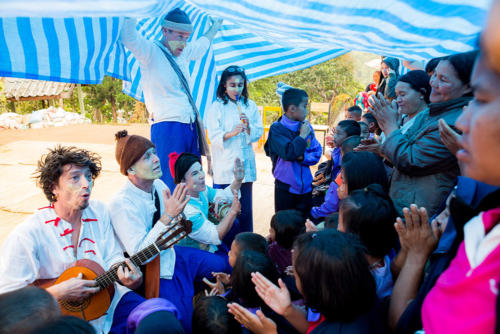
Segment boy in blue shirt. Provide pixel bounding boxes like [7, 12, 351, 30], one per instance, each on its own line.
[264, 88, 322, 216]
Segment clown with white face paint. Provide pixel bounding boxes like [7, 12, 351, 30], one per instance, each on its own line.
[120, 8, 223, 191]
[168, 152, 243, 253]
[109, 131, 230, 333]
[205, 66, 264, 233]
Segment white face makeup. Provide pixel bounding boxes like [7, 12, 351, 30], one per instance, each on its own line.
[183, 162, 206, 195]
[163, 28, 190, 57]
[130, 147, 162, 181]
[53, 164, 93, 211]
[167, 40, 187, 55]
[225, 75, 245, 101]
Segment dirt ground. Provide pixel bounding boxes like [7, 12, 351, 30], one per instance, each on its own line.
[0, 124, 282, 246]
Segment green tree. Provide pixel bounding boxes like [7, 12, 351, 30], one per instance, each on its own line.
[248, 54, 364, 125]
[82, 76, 136, 123]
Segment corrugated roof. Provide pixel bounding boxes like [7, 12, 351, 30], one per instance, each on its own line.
[2, 78, 74, 100]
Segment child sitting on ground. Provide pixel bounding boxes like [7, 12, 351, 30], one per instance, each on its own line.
[205, 232, 268, 294]
[229, 230, 387, 334]
[268, 210, 305, 276]
[309, 140, 370, 224]
[338, 183, 398, 300]
[227, 250, 300, 334]
[264, 88, 322, 216]
[192, 296, 242, 334]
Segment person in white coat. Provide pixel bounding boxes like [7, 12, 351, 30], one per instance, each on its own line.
[0, 146, 184, 334]
[205, 65, 264, 232]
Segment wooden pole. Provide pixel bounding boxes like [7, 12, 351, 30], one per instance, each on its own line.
[77, 84, 85, 115]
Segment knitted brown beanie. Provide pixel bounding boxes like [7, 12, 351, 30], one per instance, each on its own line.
[115, 130, 154, 175]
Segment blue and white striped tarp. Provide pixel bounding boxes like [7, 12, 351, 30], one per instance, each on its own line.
[120, 2, 347, 115]
[0, 0, 491, 116]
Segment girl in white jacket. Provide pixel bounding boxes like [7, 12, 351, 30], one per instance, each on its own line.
[205, 66, 264, 233]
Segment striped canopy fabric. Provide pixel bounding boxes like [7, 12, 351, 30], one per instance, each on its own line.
[0, 0, 491, 116]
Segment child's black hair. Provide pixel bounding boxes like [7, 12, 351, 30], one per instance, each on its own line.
[192, 296, 242, 334]
[361, 113, 382, 136]
[33, 316, 96, 334]
[234, 232, 269, 254]
[337, 120, 361, 137]
[293, 230, 376, 322]
[340, 136, 362, 156]
[270, 210, 306, 249]
[282, 88, 308, 113]
[216, 65, 249, 105]
[340, 183, 398, 257]
[324, 212, 339, 229]
[341, 152, 389, 194]
[0, 286, 60, 334]
[347, 105, 362, 116]
[231, 250, 279, 308]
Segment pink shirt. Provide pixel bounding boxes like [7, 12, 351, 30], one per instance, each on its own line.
[422, 207, 500, 334]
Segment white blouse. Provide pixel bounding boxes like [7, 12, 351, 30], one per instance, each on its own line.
[183, 185, 236, 252]
[205, 98, 264, 184]
[0, 200, 129, 334]
[108, 179, 176, 279]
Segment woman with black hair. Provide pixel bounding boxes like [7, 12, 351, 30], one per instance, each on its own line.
[368, 51, 477, 216]
[205, 65, 264, 233]
[337, 152, 389, 200]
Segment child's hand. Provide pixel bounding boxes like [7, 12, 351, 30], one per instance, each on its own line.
[212, 272, 231, 285]
[240, 113, 250, 130]
[233, 158, 245, 182]
[299, 121, 311, 138]
[229, 193, 241, 216]
[305, 219, 318, 232]
[251, 272, 292, 316]
[203, 277, 225, 295]
[228, 302, 277, 334]
[231, 124, 245, 137]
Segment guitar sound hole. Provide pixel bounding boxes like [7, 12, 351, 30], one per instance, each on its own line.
[61, 297, 90, 312]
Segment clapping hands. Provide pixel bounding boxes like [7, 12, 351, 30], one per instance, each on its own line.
[368, 93, 399, 135]
[233, 158, 245, 182]
[394, 204, 442, 262]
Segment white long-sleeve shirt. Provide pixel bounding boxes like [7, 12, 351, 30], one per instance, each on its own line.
[205, 98, 263, 184]
[183, 185, 236, 251]
[0, 200, 129, 334]
[120, 18, 210, 124]
[108, 179, 177, 279]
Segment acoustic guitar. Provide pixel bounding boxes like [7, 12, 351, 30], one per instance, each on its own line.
[34, 217, 192, 321]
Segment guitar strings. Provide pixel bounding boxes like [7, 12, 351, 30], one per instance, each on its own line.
[95, 223, 188, 287]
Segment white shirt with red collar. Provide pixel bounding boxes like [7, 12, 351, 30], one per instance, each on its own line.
[0, 200, 129, 334]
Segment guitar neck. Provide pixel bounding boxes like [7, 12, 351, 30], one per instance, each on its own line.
[94, 223, 187, 289]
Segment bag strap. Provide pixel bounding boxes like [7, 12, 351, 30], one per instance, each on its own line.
[155, 41, 210, 157]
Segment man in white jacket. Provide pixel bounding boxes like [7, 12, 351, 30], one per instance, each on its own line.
[120, 8, 222, 191]
[109, 130, 230, 334]
[0, 146, 184, 334]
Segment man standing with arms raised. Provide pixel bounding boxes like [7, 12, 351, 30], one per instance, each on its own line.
[121, 8, 222, 190]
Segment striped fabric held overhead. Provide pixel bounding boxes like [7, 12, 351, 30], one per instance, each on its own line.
[0, 0, 490, 117]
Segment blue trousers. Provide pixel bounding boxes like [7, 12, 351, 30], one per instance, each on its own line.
[151, 121, 200, 191]
[213, 182, 253, 233]
[158, 245, 230, 333]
